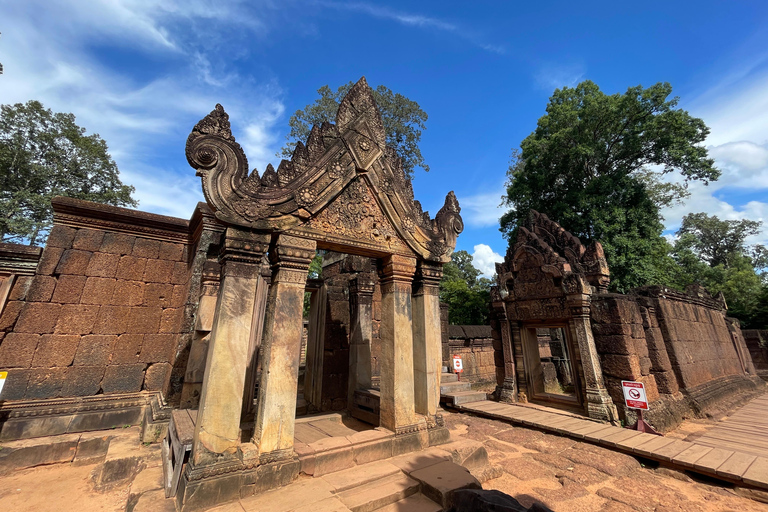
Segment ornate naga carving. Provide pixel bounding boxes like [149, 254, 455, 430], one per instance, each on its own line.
[186, 77, 462, 263]
[495, 210, 610, 305]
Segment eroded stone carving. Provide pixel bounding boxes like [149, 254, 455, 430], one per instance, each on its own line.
[186, 77, 462, 263]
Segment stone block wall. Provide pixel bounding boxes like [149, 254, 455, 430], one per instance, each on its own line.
[743, 329, 768, 381]
[447, 325, 496, 389]
[0, 197, 192, 401]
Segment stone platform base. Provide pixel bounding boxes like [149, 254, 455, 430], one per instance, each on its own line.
[175, 425, 453, 512]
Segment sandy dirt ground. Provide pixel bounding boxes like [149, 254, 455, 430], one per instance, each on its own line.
[1, 408, 767, 512]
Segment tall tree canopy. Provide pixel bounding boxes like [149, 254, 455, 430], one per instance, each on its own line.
[671, 213, 767, 328]
[440, 250, 492, 325]
[281, 82, 428, 178]
[501, 81, 719, 291]
[0, 101, 136, 245]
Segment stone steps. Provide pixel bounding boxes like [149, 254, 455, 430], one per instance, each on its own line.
[439, 372, 487, 406]
[441, 372, 459, 383]
[337, 472, 420, 512]
[440, 390, 487, 406]
[376, 493, 442, 512]
[440, 380, 471, 394]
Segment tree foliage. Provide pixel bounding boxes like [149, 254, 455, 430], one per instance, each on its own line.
[501, 81, 719, 292]
[281, 82, 428, 178]
[0, 101, 136, 245]
[440, 250, 492, 325]
[670, 213, 767, 328]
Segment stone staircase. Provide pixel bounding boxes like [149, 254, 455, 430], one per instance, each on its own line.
[439, 372, 487, 406]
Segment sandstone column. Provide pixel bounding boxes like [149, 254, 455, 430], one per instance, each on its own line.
[491, 299, 517, 402]
[412, 260, 443, 420]
[253, 234, 316, 461]
[192, 227, 269, 466]
[378, 255, 418, 433]
[242, 262, 270, 419]
[348, 274, 375, 406]
[568, 295, 619, 423]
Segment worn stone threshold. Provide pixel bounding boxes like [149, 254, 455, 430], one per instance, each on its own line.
[450, 399, 768, 491]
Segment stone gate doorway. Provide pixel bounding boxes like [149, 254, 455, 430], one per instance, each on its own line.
[520, 325, 581, 409]
[173, 77, 463, 510]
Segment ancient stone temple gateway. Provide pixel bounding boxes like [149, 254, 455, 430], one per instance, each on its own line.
[488, 211, 765, 431]
[0, 78, 463, 510]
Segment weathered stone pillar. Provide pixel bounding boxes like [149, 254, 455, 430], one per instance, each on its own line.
[510, 321, 528, 402]
[242, 262, 270, 420]
[491, 298, 517, 403]
[412, 260, 443, 420]
[378, 255, 419, 433]
[348, 274, 375, 406]
[568, 295, 619, 423]
[253, 234, 316, 461]
[192, 228, 269, 466]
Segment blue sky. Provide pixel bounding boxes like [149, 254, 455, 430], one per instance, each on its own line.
[2, 1, 768, 276]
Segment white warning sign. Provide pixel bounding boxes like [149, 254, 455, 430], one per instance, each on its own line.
[621, 380, 648, 410]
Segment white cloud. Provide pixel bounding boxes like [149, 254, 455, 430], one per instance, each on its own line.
[472, 244, 503, 278]
[458, 186, 507, 228]
[534, 63, 585, 91]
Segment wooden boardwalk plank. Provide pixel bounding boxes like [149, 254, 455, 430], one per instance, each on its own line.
[672, 444, 713, 468]
[716, 452, 757, 480]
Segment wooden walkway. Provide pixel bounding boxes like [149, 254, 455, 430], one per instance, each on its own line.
[452, 395, 768, 491]
[689, 394, 768, 459]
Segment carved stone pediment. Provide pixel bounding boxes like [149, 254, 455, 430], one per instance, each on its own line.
[186, 77, 462, 263]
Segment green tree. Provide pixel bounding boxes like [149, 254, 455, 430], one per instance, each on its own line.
[440, 250, 492, 325]
[0, 100, 136, 245]
[281, 82, 428, 178]
[671, 213, 767, 328]
[501, 81, 719, 292]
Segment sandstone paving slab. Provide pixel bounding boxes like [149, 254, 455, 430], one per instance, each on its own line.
[310, 420, 359, 438]
[321, 460, 401, 493]
[670, 444, 713, 468]
[692, 447, 736, 473]
[239, 476, 335, 512]
[389, 446, 452, 473]
[376, 493, 441, 512]
[295, 423, 331, 444]
[410, 460, 481, 508]
[715, 451, 757, 480]
[131, 489, 176, 512]
[292, 497, 351, 512]
[741, 456, 768, 487]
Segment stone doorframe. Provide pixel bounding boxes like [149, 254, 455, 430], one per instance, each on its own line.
[184, 78, 464, 470]
[492, 211, 618, 423]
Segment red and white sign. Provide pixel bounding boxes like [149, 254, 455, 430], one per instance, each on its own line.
[452, 355, 464, 373]
[621, 381, 648, 410]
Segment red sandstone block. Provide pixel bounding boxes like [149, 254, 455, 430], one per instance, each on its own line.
[112, 334, 144, 363]
[171, 261, 189, 285]
[110, 280, 145, 306]
[139, 333, 176, 363]
[62, 366, 105, 396]
[160, 308, 183, 333]
[594, 335, 633, 356]
[143, 259, 175, 284]
[132, 238, 160, 259]
[171, 285, 188, 308]
[143, 362, 172, 392]
[46, 225, 76, 248]
[100, 232, 135, 255]
[81, 277, 117, 305]
[26, 275, 57, 302]
[52, 275, 87, 303]
[600, 353, 642, 380]
[158, 242, 184, 261]
[36, 247, 64, 276]
[74, 334, 117, 366]
[72, 228, 105, 252]
[26, 367, 68, 399]
[54, 304, 99, 335]
[8, 275, 33, 301]
[143, 283, 174, 308]
[55, 249, 93, 275]
[126, 307, 162, 334]
[0, 333, 40, 367]
[101, 363, 146, 394]
[0, 301, 23, 331]
[15, 302, 61, 333]
[91, 305, 130, 335]
[85, 252, 120, 278]
[0, 368, 30, 399]
[32, 334, 80, 367]
[116, 255, 147, 281]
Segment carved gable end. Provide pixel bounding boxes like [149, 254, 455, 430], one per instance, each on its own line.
[186, 77, 462, 263]
[288, 176, 411, 256]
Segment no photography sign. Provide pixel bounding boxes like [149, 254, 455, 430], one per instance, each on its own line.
[621, 381, 649, 410]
